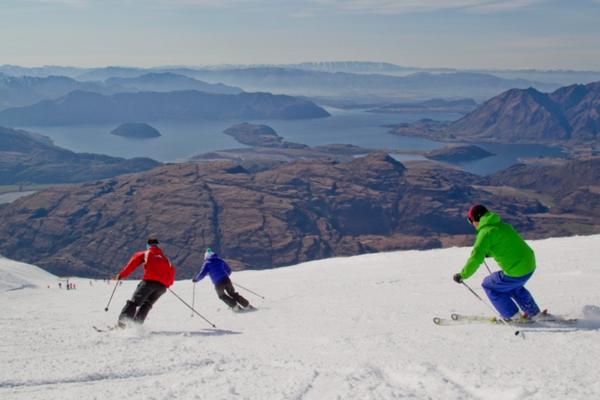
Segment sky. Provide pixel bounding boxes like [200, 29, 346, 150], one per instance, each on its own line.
[1, 0, 600, 70]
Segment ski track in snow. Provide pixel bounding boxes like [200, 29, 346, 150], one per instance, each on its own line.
[2, 235, 600, 399]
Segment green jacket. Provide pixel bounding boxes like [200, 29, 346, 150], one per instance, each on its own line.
[460, 212, 536, 280]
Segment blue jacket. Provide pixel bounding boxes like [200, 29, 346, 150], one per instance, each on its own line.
[193, 253, 231, 285]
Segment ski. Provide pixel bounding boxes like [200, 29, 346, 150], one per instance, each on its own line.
[232, 305, 258, 313]
[92, 324, 123, 332]
[453, 312, 578, 325]
[433, 313, 578, 326]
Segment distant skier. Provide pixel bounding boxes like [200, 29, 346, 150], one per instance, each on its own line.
[116, 237, 176, 327]
[453, 205, 541, 321]
[192, 248, 253, 312]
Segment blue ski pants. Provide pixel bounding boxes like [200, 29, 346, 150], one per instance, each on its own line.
[482, 271, 540, 319]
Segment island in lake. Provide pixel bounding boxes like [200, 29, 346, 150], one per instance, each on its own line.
[110, 122, 161, 139]
[423, 145, 495, 163]
[223, 122, 307, 149]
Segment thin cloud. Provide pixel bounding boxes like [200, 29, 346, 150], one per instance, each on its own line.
[21, 0, 89, 5]
[312, 0, 547, 14]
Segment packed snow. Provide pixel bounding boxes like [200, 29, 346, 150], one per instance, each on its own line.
[2, 235, 600, 399]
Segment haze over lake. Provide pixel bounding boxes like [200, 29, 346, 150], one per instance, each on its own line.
[19, 107, 564, 175]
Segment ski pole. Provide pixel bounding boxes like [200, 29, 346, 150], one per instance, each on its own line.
[168, 288, 216, 328]
[461, 281, 522, 336]
[483, 260, 493, 275]
[191, 282, 196, 318]
[233, 282, 265, 299]
[104, 279, 119, 312]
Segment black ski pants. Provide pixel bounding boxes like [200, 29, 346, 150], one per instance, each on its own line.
[119, 280, 167, 324]
[215, 277, 249, 308]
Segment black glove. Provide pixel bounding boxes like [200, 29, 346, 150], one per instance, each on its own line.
[453, 273, 463, 283]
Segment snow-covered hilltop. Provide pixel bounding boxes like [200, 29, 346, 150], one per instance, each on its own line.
[0, 256, 56, 292]
[2, 235, 600, 399]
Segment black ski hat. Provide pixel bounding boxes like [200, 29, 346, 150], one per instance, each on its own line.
[467, 204, 488, 223]
[147, 237, 159, 246]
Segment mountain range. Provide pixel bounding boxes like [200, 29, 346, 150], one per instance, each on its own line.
[104, 72, 242, 95]
[0, 72, 243, 110]
[5, 62, 600, 85]
[178, 68, 558, 101]
[0, 90, 330, 126]
[0, 73, 112, 110]
[0, 64, 564, 102]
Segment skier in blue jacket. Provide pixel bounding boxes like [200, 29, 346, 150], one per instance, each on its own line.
[192, 248, 253, 312]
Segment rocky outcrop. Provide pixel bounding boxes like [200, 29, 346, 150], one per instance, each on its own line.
[0, 126, 160, 184]
[0, 152, 556, 278]
[111, 122, 161, 139]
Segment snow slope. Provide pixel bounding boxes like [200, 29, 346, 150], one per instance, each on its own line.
[0, 255, 57, 292]
[1, 235, 600, 399]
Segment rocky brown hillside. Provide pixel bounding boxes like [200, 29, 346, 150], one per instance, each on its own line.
[486, 158, 600, 221]
[0, 152, 552, 278]
[486, 157, 600, 196]
[0, 126, 160, 184]
[392, 81, 600, 146]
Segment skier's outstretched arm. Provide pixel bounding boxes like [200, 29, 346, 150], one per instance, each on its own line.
[118, 252, 145, 280]
[192, 262, 209, 283]
[460, 231, 491, 280]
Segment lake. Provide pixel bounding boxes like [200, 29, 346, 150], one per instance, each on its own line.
[19, 107, 565, 175]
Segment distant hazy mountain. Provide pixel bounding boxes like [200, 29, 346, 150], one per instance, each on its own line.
[368, 98, 478, 114]
[289, 61, 420, 75]
[3, 63, 600, 92]
[480, 69, 600, 87]
[0, 73, 114, 110]
[105, 72, 243, 95]
[393, 81, 600, 144]
[0, 90, 330, 126]
[19, 65, 554, 101]
[179, 68, 558, 101]
[75, 66, 148, 81]
[0, 126, 160, 184]
[0, 65, 84, 78]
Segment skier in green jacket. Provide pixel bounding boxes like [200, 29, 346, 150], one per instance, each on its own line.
[453, 204, 541, 320]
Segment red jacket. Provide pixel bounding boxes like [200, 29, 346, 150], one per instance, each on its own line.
[119, 246, 176, 287]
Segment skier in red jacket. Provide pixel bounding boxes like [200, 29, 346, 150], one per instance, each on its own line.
[116, 237, 176, 327]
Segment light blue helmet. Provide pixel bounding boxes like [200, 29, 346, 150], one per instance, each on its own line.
[204, 247, 214, 260]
